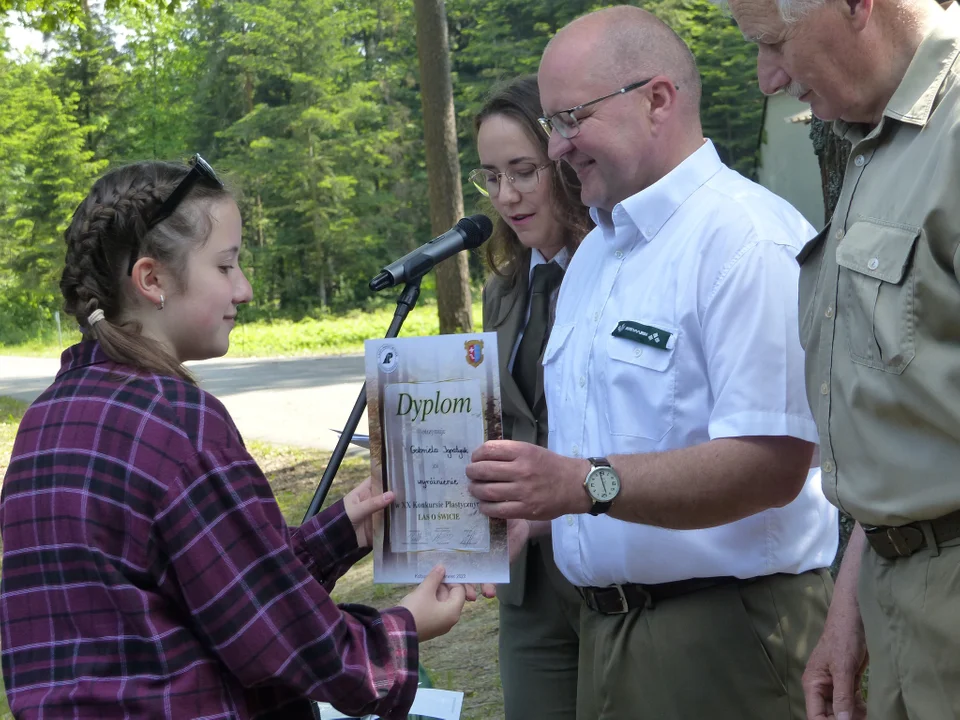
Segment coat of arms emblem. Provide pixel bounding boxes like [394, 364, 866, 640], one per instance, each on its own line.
[464, 339, 484, 367]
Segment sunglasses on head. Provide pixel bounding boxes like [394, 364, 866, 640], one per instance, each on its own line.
[127, 154, 224, 276]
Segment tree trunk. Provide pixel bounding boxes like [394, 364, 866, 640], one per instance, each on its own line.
[413, 0, 473, 334]
[809, 118, 850, 224]
[809, 117, 853, 577]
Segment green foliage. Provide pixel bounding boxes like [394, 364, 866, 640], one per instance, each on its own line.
[0, 0, 765, 344]
[1, 0, 179, 33]
[0, 32, 105, 338]
[679, 0, 765, 177]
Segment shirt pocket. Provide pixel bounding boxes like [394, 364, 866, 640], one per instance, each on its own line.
[603, 328, 677, 441]
[797, 225, 829, 352]
[835, 220, 919, 374]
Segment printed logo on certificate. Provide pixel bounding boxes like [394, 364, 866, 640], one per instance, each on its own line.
[365, 333, 508, 585]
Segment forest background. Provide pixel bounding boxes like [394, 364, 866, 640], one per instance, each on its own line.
[0, 0, 765, 349]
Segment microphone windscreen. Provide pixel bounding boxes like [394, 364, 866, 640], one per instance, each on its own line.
[457, 214, 494, 249]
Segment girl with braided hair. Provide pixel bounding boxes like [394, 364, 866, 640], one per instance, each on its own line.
[0, 157, 478, 720]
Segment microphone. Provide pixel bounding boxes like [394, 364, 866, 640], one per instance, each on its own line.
[369, 214, 494, 291]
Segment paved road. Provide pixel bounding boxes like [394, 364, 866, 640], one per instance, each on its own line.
[0, 354, 370, 452]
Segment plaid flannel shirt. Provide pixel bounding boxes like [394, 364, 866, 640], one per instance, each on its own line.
[0, 341, 418, 719]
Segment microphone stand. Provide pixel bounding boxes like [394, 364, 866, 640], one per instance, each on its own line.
[302, 277, 422, 522]
[303, 278, 422, 720]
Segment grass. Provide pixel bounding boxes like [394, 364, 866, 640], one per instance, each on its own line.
[0, 331, 81, 357]
[0, 298, 485, 359]
[0, 404, 502, 719]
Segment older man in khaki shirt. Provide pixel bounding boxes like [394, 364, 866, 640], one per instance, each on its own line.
[727, 0, 960, 719]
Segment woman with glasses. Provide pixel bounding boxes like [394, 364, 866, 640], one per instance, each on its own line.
[0, 157, 481, 720]
[471, 75, 593, 719]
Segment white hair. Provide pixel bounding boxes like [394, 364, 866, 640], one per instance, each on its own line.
[712, 0, 826, 25]
[776, 0, 827, 24]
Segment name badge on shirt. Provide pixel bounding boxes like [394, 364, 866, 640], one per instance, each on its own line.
[611, 321, 674, 350]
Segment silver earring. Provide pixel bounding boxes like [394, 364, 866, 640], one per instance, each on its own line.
[158, 294, 165, 311]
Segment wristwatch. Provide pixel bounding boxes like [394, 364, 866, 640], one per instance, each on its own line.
[584, 457, 621, 516]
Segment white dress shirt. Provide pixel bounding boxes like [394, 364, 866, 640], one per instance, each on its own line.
[546, 141, 838, 587]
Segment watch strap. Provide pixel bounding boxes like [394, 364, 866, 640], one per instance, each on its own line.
[588, 499, 613, 516]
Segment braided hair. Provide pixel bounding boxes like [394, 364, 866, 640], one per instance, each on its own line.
[61, 161, 232, 381]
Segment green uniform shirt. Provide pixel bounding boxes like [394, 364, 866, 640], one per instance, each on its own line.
[800, 9, 960, 526]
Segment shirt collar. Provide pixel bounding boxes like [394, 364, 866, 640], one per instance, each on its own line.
[589, 139, 723, 248]
[57, 339, 110, 379]
[527, 245, 570, 285]
[835, 6, 960, 137]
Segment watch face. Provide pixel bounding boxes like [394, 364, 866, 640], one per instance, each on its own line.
[586, 467, 620, 502]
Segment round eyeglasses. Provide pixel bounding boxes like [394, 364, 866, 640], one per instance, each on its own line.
[468, 162, 551, 198]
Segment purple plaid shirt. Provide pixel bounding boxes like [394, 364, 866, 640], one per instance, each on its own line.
[1, 341, 418, 719]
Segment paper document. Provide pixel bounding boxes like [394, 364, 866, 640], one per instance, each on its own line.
[316, 687, 464, 719]
[365, 333, 508, 584]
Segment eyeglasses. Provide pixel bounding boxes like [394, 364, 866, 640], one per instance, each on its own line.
[539, 79, 676, 139]
[128, 154, 224, 275]
[468, 162, 551, 198]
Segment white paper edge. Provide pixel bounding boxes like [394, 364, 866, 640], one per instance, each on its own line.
[315, 687, 464, 719]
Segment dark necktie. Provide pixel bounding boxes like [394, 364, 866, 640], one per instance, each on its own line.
[513, 261, 565, 410]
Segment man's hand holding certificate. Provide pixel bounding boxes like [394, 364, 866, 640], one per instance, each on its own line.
[365, 333, 509, 584]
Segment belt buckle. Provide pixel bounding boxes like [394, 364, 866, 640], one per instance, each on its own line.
[886, 527, 915, 558]
[609, 585, 630, 614]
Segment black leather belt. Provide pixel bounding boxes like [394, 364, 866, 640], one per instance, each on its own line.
[579, 575, 743, 615]
[863, 509, 960, 560]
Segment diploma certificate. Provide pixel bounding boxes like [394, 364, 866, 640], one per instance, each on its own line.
[366, 333, 508, 584]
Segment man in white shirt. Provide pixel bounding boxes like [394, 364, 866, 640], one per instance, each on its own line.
[466, 6, 838, 719]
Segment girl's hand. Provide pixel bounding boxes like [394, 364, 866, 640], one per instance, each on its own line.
[400, 566, 468, 642]
[343, 478, 394, 548]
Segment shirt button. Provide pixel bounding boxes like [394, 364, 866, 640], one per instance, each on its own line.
[835, 228, 844, 240]
[867, 257, 880, 270]
[571, 444, 580, 457]
[854, 154, 865, 167]
[825, 305, 834, 318]
[593, 312, 600, 322]
[634, 347, 643, 357]
[615, 250, 624, 259]
[820, 382, 829, 395]
[566, 515, 575, 526]
[579, 375, 586, 387]
[822, 460, 835, 473]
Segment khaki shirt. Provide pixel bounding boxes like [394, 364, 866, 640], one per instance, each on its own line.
[800, 8, 960, 526]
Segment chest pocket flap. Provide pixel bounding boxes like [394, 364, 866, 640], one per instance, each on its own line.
[834, 219, 919, 373]
[606, 331, 674, 372]
[836, 221, 918, 283]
